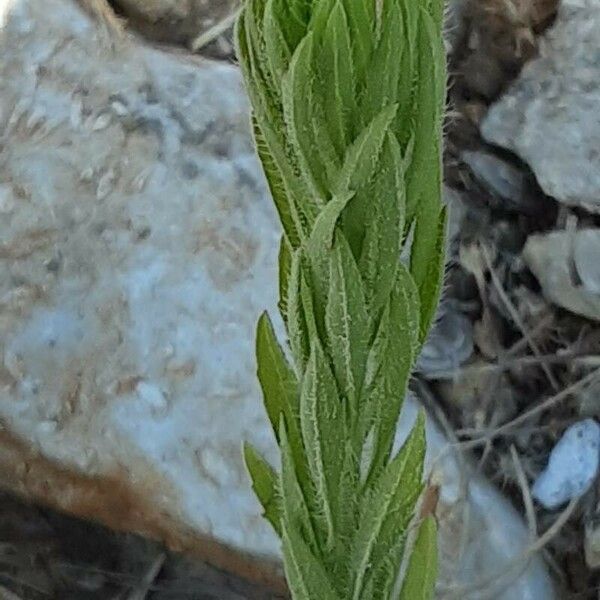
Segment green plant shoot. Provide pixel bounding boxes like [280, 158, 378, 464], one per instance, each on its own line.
[236, 0, 446, 597]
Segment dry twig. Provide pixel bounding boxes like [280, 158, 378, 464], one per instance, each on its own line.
[191, 9, 241, 53]
[481, 244, 560, 391]
[510, 445, 537, 540]
[126, 553, 165, 600]
[457, 368, 600, 449]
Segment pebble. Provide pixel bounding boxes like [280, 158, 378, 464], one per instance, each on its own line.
[417, 305, 474, 378]
[461, 149, 528, 209]
[532, 419, 600, 510]
[523, 230, 600, 321]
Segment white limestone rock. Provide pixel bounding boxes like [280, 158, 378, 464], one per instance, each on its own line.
[481, 0, 600, 212]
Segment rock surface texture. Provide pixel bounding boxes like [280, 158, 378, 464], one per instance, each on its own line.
[0, 0, 282, 586]
[481, 0, 600, 211]
[0, 0, 555, 597]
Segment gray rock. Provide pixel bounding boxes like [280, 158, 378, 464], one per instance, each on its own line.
[462, 150, 527, 206]
[481, 0, 600, 211]
[445, 185, 468, 242]
[523, 229, 600, 321]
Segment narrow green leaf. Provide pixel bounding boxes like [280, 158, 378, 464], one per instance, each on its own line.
[394, 0, 420, 145]
[278, 235, 293, 319]
[256, 312, 299, 436]
[273, 0, 309, 52]
[243, 442, 282, 535]
[319, 1, 357, 155]
[340, 0, 374, 82]
[256, 313, 310, 491]
[244, 0, 279, 106]
[423, 0, 445, 31]
[279, 419, 317, 550]
[240, 4, 323, 246]
[405, 8, 445, 222]
[350, 413, 426, 600]
[240, 3, 315, 248]
[300, 340, 346, 548]
[358, 133, 406, 314]
[305, 191, 355, 320]
[335, 104, 398, 197]
[367, 264, 421, 476]
[362, 0, 403, 124]
[336, 105, 398, 257]
[325, 235, 370, 413]
[411, 206, 447, 344]
[251, 116, 302, 248]
[281, 33, 328, 199]
[282, 519, 341, 600]
[404, 9, 447, 342]
[286, 248, 310, 371]
[281, 7, 343, 191]
[399, 517, 438, 600]
[263, 0, 292, 82]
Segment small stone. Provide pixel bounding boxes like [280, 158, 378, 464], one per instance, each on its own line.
[462, 150, 526, 206]
[574, 230, 600, 295]
[444, 186, 468, 243]
[523, 229, 600, 321]
[417, 305, 474, 378]
[533, 419, 600, 510]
